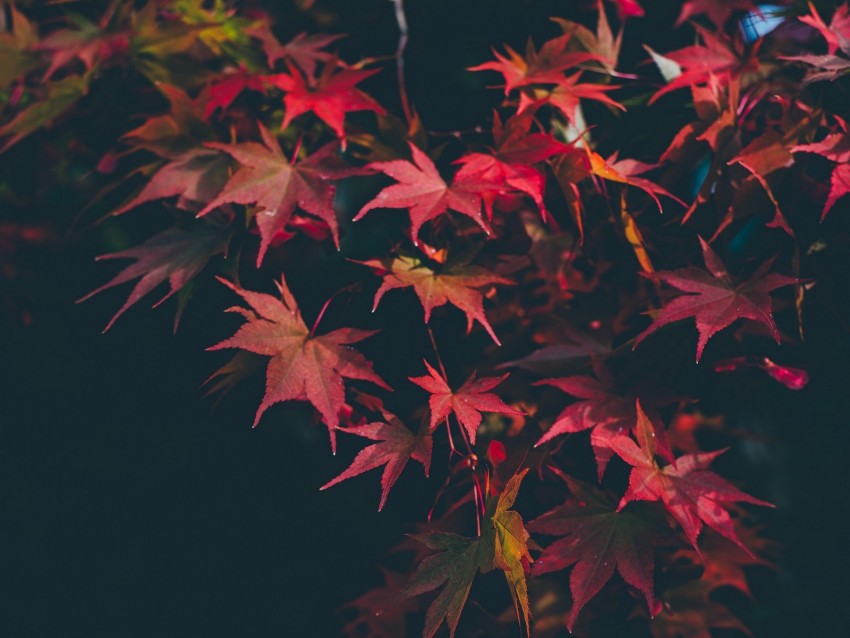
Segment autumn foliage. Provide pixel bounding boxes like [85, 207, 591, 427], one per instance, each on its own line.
[3, 0, 848, 636]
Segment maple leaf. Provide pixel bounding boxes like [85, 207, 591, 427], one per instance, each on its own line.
[168, 0, 247, 55]
[649, 579, 749, 638]
[793, 130, 850, 219]
[0, 74, 89, 152]
[247, 22, 342, 76]
[202, 351, 265, 403]
[533, 365, 673, 479]
[647, 27, 757, 104]
[589, 151, 685, 213]
[453, 112, 569, 219]
[523, 72, 625, 125]
[354, 143, 490, 245]
[342, 568, 418, 638]
[490, 111, 571, 165]
[208, 276, 389, 451]
[266, 65, 385, 142]
[610, 0, 644, 18]
[402, 532, 485, 638]
[198, 126, 344, 263]
[672, 522, 776, 598]
[112, 148, 230, 215]
[402, 470, 531, 638]
[553, 2, 630, 78]
[659, 77, 739, 164]
[610, 400, 772, 552]
[203, 66, 265, 119]
[782, 51, 850, 83]
[490, 469, 533, 637]
[36, 13, 129, 80]
[469, 34, 603, 93]
[120, 84, 210, 156]
[358, 254, 511, 345]
[714, 355, 809, 391]
[635, 238, 798, 362]
[675, 0, 758, 28]
[799, 1, 850, 56]
[321, 412, 431, 510]
[727, 130, 797, 235]
[80, 225, 228, 331]
[530, 474, 671, 630]
[409, 360, 522, 444]
[0, 4, 39, 90]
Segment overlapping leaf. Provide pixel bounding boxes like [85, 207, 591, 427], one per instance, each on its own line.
[793, 128, 850, 218]
[454, 112, 568, 218]
[534, 365, 673, 479]
[113, 148, 230, 215]
[610, 401, 772, 551]
[403, 470, 531, 638]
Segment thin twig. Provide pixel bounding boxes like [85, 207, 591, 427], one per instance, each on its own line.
[389, 0, 413, 123]
[426, 326, 450, 381]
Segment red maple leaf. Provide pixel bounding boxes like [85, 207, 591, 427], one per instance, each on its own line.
[793, 128, 850, 218]
[409, 360, 522, 444]
[675, 0, 758, 28]
[610, 400, 772, 551]
[634, 238, 798, 361]
[341, 568, 418, 638]
[454, 111, 569, 218]
[198, 125, 344, 264]
[321, 411, 432, 510]
[266, 64, 385, 142]
[728, 130, 796, 234]
[119, 84, 209, 156]
[610, 0, 644, 18]
[518, 72, 625, 125]
[552, 3, 631, 78]
[799, 1, 850, 56]
[588, 151, 685, 213]
[80, 225, 228, 331]
[357, 254, 511, 344]
[247, 22, 343, 76]
[660, 78, 739, 163]
[533, 364, 673, 479]
[203, 66, 265, 119]
[208, 276, 389, 451]
[354, 143, 490, 245]
[36, 14, 129, 80]
[530, 474, 671, 630]
[469, 34, 603, 93]
[647, 27, 757, 104]
[112, 148, 230, 215]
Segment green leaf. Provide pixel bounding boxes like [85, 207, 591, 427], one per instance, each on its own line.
[0, 74, 88, 152]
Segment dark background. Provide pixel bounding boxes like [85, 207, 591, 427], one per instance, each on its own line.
[2, 0, 850, 636]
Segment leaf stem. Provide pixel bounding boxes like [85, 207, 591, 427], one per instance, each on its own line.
[426, 325, 450, 382]
[309, 283, 358, 337]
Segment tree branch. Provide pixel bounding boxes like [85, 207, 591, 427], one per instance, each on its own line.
[390, 0, 413, 122]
